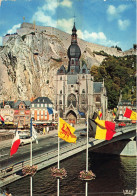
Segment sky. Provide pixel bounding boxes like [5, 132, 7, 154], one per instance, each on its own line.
[0, 0, 136, 51]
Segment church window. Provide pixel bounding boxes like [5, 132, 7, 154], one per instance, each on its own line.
[82, 69, 86, 74]
[59, 100, 62, 105]
[71, 85, 73, 88]
[60, 77, 62, 80]
[72, 59, 74, 64]
[96, 97, 101, 102]
[60, 90, 62, 94]
[67, 94, 76, 107]
[82, 89, 85, 94]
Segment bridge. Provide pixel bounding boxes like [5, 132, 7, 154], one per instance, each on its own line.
[0, 125, 136, 188]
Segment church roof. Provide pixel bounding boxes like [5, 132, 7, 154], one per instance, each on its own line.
[57, 65, 66, 75]
[79, 64, 89, 74]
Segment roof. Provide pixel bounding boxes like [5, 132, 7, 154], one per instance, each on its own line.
[79, 64, 89, 74]
[14, 100, 31, 108]
[93, 82, 103, 93]
[0, 101, 14, 108]
[57, 65, 66, 75]
[31, 97, 53, 104]
[118, 100, 132, 106]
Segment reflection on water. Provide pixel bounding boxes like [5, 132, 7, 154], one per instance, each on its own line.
[4, 152, 136, 196]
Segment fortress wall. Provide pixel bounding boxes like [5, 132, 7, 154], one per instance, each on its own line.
[2, 23, 135, 57]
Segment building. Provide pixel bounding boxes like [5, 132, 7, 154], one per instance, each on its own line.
[54, 23, 107, 123]
[117, 100, 135, 122]
[14, 100, 31, 128]
[30, 97, 58, 124]
[0, 101, 14, 124]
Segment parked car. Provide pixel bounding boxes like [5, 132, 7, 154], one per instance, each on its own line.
[118, 122, 126, 127]
[19, 135, 35, 146]
[17, 131, 35, 146]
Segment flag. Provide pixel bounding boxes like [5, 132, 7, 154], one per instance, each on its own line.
[47, 107, 53, 115]
[123, 108, 137, 120]
[58, 118, 77, 143]
[78, 110, 85, 116]
[32, 126, 38, 144]
[98, 111, 102, 118]
[88, 118, 116, 140]
[0, 115, 4, 125]
[92, 112, 115, 131]
[10, 132, 21, 156]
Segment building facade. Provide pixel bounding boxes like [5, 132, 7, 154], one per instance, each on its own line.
[30, 97, 58, 124]
[14, 100, 31, 128]
[54, 23, 107, 123]
[0, 101, 14, 124]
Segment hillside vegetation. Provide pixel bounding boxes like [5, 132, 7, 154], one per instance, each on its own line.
[90, 54, 136, 109]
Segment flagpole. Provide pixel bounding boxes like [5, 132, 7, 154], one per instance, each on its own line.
[85, 112, 89, 196]
[30, 118, 33, 196]
[57, 114, 60, 196]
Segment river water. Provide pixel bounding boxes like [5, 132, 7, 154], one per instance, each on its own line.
[3, 151, 136, 196]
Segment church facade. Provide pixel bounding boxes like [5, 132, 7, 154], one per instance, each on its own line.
[54, 23, 107, 123]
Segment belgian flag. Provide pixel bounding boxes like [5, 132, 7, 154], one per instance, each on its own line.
[88, 118, 116, 140]
[123, 108, 137, 120]
[89, 112, 116, 140]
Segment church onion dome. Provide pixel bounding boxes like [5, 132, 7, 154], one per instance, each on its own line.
[67, 22, 81, 59]
[67, 44, 81, 59]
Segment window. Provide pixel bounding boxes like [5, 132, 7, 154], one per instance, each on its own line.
[82, 69, 86, 74]
[71, 85, 73, 88]
[67, 94, 76, 107]
[96, 97, 101, 102]
[71, 69, 74, 73]
[72, 59, 74, 64]
[60, 90, 62, 94]
[82, 89, 85, 94]
[60, 77, 62, 80]
[59, 100, 62, 105]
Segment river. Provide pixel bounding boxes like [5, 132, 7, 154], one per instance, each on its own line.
[2, 151, 136, 196]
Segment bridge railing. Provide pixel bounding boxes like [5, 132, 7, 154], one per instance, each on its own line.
[0, 125, 135, 182]
[0, 138, 88, 180]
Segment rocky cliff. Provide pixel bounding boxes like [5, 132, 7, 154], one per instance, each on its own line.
[0, 23, 136, 102]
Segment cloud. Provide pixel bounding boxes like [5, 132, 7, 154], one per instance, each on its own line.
[107, 4, 129, 20]
[7, 24, 21, 34]
[42, 0, 58, 14]
[32, 0, 72, 27]
[60, 0, 72, 7]
[118, 19, 130, 30]
[77, 29, 119, 47]
[32, 10, 56, 27]
[57, 18, 73, 33]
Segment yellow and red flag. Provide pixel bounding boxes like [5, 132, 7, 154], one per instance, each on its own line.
[123, 108, 137, 120]
[58, 118, 77, 143]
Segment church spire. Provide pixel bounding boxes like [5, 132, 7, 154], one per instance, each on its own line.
[71, 22, 77, 44]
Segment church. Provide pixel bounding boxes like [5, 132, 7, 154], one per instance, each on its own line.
[54, 23, 107, 124]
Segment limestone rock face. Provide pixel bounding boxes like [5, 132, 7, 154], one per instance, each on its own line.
[0, 23, 135, 102]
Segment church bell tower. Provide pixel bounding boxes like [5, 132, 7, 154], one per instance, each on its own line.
[67, 23, 81, 74]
